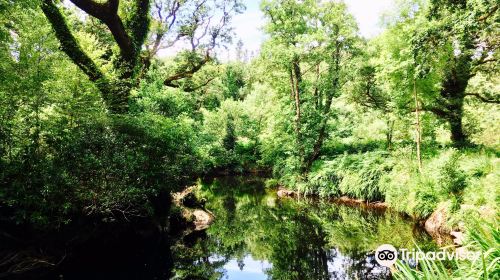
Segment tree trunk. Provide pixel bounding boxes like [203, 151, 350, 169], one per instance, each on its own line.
[106, 82, 132, 114]
[291, 56, 305, 168]
[305, 122, 327, 171]
[304, 45, 341, 172]
[305, 89, 335, 171]
[441, 55, 470, 147]
[414, 79, 423, 173]
[449, 108, 466, 146]
[386, 118, 394, 151]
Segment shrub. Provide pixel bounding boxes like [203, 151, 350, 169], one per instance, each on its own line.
[264, 178, 280, 189]
[437, 150, 467, 208]
[302, 151, 392, 201]
[413, 182, 439, 218]
[0, 114, 201, 229]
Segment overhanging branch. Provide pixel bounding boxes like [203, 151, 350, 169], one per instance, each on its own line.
[163, 53, 211, 87]
[479, 5, 498, 22]
[69, 0, 136, 63]
[465, 93, 500, 104]
[41, 0, 108, 86]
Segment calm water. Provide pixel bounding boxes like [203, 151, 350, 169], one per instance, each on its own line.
[5, 176, 435, 280]
[169, 176, 436, 280]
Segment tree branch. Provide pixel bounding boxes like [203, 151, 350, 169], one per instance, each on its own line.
[41, 0, 113, 104]
[41, 1, 106, 85]
[163, 53, 211, 87]
[475, 58, 497, 66]
[479, 5, 498, 22]
[465, 93, 500, 104]
[169, 75, 217, 92]
[128, 0, 151, 50]
[69, 0, 136, 63]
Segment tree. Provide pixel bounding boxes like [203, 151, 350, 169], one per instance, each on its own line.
[261, 0, 359, 173]
[372, 0, 498, 147]
[348, 56, 395, 150]
[40, 0, 244, 113]
[412, 0, 499, 145]
[235, 39, 244, 62]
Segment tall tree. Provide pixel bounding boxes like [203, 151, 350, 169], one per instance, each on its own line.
[412, 0, 499, 145]
[261, 0, 359, 173]
[40, 0, 243, 113]
[374, 0, 498, 146]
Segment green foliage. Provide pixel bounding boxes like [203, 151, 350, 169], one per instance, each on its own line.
[383, 147, 498, 219]
[0, 5, 206, 228]
[0, 4, 498, 273]
[222, 63, 246, 100]
[295, 152, 392, 201]
[438, 150, 467, 194]
[395, 222, 500, 280]
[413, 180, 439, 218]
[264, 178, 280, 189]
[437, 150, 468, 211]
[1, 112, 201, 228]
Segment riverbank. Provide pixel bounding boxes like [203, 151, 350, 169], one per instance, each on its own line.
[265, 146, 499, 256]
[275, 185, 459, 246]
[269, 147, 498, 228]
[1, 174, 494, 279]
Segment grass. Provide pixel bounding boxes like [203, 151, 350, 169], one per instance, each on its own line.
[394, 222, 500, 279]
[278, 145, 498, 223]
[303, 151, 392, 201]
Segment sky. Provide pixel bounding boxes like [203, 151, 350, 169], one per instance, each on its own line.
[231, 0, 395, 59]
[64, 0, 395, 59]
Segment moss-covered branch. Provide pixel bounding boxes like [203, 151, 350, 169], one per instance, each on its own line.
[41, 0, 114, 103]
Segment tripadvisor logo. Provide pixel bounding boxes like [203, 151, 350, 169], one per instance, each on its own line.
[375, 244, 398, 267]
[374, 244, 481, 267]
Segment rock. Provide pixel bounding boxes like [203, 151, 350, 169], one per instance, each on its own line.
[172, 186, 198, 206]
[173, 185, 215, 231]
[332, 196, 387, 210]
[450, 231, 465, 246]
[368, 201, 388, 210]
[425, 204, 448, 234]
[424, 204, 453, 245]
[192, 209, 215, 230]
[277, 188, 297, 198]
[179, 208, 214, 231]
[338, 196, 364, 204]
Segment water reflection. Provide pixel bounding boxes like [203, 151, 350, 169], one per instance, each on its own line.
[214, 256, 271, 280]
[171, 176, 435, 280]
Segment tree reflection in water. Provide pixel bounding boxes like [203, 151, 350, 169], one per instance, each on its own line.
[170, 176, 435, 280]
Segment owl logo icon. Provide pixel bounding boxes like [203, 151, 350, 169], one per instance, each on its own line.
[375, 244, 398, 267]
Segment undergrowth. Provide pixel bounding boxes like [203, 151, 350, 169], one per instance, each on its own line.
[277, 146, 498, 220]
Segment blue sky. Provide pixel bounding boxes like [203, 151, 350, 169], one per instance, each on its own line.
[232, 0, 394, 57]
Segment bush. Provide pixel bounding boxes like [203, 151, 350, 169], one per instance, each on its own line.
[0, 113, 201, 229]
[384, 147, 498, 219]
[413, 182, 439, 218]
[437, 150, 467, 211]
[264, 179, 280, 189]
[298, 151, 392, 201]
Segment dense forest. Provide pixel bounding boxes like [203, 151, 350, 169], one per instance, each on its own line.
[0, 0, 498, 279]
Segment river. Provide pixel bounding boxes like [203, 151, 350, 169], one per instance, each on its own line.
[4, 176, 436, 280]
[169, 176, 436, 280]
